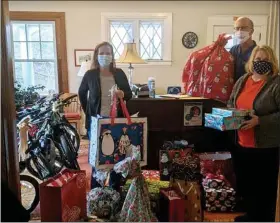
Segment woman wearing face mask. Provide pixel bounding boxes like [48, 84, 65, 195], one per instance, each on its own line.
[228, 45, 280, 222]
[78, 41, 132, 189]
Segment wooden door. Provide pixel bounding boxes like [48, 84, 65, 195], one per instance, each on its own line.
[1, 0, 20, 199]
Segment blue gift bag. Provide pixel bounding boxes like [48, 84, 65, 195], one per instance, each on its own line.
[89, 97, 148, 169]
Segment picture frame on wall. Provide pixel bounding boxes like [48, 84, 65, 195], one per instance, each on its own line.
[74, 49, 94, 67]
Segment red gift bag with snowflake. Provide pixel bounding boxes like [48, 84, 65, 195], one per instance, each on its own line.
[40, 169, 87, 222]
[182, 34, 234, 103]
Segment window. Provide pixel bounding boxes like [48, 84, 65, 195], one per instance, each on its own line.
[10, 11, 69, 94]
[12, 21, 58, 94]
[101, 13, 172, 65]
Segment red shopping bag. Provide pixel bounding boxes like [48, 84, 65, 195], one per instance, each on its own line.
[182, 34, 234, 103]
[40, 169, 87, 222]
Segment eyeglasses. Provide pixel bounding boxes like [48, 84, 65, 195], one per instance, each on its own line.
[233, 26, 252, 31]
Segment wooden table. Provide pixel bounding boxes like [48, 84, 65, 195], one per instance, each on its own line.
[127, 96, 231, 170]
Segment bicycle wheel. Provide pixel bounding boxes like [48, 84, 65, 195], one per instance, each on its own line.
[59, 134, 80, 170]
[20, 175, 40, 214]
[60, 122, 80, 153]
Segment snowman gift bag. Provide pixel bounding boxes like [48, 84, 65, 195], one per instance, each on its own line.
[89, 94, 148, 169]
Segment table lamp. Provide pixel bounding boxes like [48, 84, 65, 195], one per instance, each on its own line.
[117, 43, 146, 89]
[77, 60, 91, 77]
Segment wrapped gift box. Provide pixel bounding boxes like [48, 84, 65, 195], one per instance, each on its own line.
[142, 170, 160, 181]
[198, 152, 236, 189]
[159, 149, 201, 181]
[205, 113, 245, 131]
[204, 186, 236, 212]
[212, 107, 252, 117]
[159, 188, 185, 222]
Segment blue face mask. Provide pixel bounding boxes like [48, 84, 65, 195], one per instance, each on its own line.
[98, 55, 112, 68]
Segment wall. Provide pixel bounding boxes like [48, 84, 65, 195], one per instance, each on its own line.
[9, 1, 270, 94]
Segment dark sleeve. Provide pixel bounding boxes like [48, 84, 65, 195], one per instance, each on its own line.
[117, 69, 132, 101]
[258, 83, 280, 129]
[78, 71, 89, 113]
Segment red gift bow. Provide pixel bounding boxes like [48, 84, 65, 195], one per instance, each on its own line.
[205, 173, 225, 181]
[205, 173, 231, 187]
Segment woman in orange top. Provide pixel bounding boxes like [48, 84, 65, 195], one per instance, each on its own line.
[228, 45, 280, 222]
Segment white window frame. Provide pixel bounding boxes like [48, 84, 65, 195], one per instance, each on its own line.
[11, 20, 59, 94]
[101, 12, 172, 66]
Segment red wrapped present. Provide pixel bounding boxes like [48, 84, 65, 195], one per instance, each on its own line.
[182, 34, 234, 103]
[142, 170, 160, 181]
[40, 169, 87, 222]
[198, 152, 236, 188]
[159, 188, 185, 222]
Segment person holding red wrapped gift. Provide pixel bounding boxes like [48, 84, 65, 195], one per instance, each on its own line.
[228, 45, 280, 222]
[229, 17, 257, 82]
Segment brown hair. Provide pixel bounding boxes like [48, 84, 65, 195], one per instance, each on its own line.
[246, 45, 279, 76]
[91, 41, 116, 72]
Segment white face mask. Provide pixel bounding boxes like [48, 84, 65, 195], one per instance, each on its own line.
[234, 31, 250, 44]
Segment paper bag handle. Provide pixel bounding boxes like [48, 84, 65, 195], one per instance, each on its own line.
[110, 92, 132, 125]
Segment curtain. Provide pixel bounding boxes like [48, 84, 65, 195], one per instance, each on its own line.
[267, 0, 279, 55]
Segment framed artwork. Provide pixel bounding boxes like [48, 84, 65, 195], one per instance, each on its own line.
[74, 49, 94, 67]
[183, 102, 203, 126]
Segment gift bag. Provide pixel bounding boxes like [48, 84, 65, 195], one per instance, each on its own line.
[198, 152, 236, 188]
[170, 178, 203, 222]
[182, 34, 234, 103]
[159, 188, 185, 222]
[114, 145, 157, 222]
[40, 169, 87, 222]
[89, 95, 147, 169]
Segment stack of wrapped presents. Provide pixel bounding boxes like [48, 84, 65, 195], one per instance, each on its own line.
[158, 140, 204, 222]
[205, 107, 253, 131]
[199, 152, 237, 213]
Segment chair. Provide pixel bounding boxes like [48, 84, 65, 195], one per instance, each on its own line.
[60, 93, 82, 135]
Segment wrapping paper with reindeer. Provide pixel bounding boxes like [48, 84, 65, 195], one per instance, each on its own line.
[182, 34, 234, 103]
[89, 96, 147, 169]
[39, 169, 87, 222]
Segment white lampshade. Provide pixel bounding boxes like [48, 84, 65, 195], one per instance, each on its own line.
[77, 61, 91, 77]
[117, 43, 146, 64]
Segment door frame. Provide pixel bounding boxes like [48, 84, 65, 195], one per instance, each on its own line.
[9, 11, 69, 93]
[1, 0, 21, 199]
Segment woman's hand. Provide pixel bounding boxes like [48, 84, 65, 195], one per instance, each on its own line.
[241, 114, 259, 130]
[115, 89, 124, 99]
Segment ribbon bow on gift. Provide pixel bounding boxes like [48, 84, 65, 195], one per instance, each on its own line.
[204, 173, 231, 187]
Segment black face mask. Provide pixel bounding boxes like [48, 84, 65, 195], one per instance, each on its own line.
[253, 61, 272, 75]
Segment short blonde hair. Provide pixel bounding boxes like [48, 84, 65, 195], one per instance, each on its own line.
[246, 45, 279, 76]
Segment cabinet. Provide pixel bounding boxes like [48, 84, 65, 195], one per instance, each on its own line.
[207, 15, 268, 50]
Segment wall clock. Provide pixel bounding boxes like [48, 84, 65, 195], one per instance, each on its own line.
[182, 32, 198, 49]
